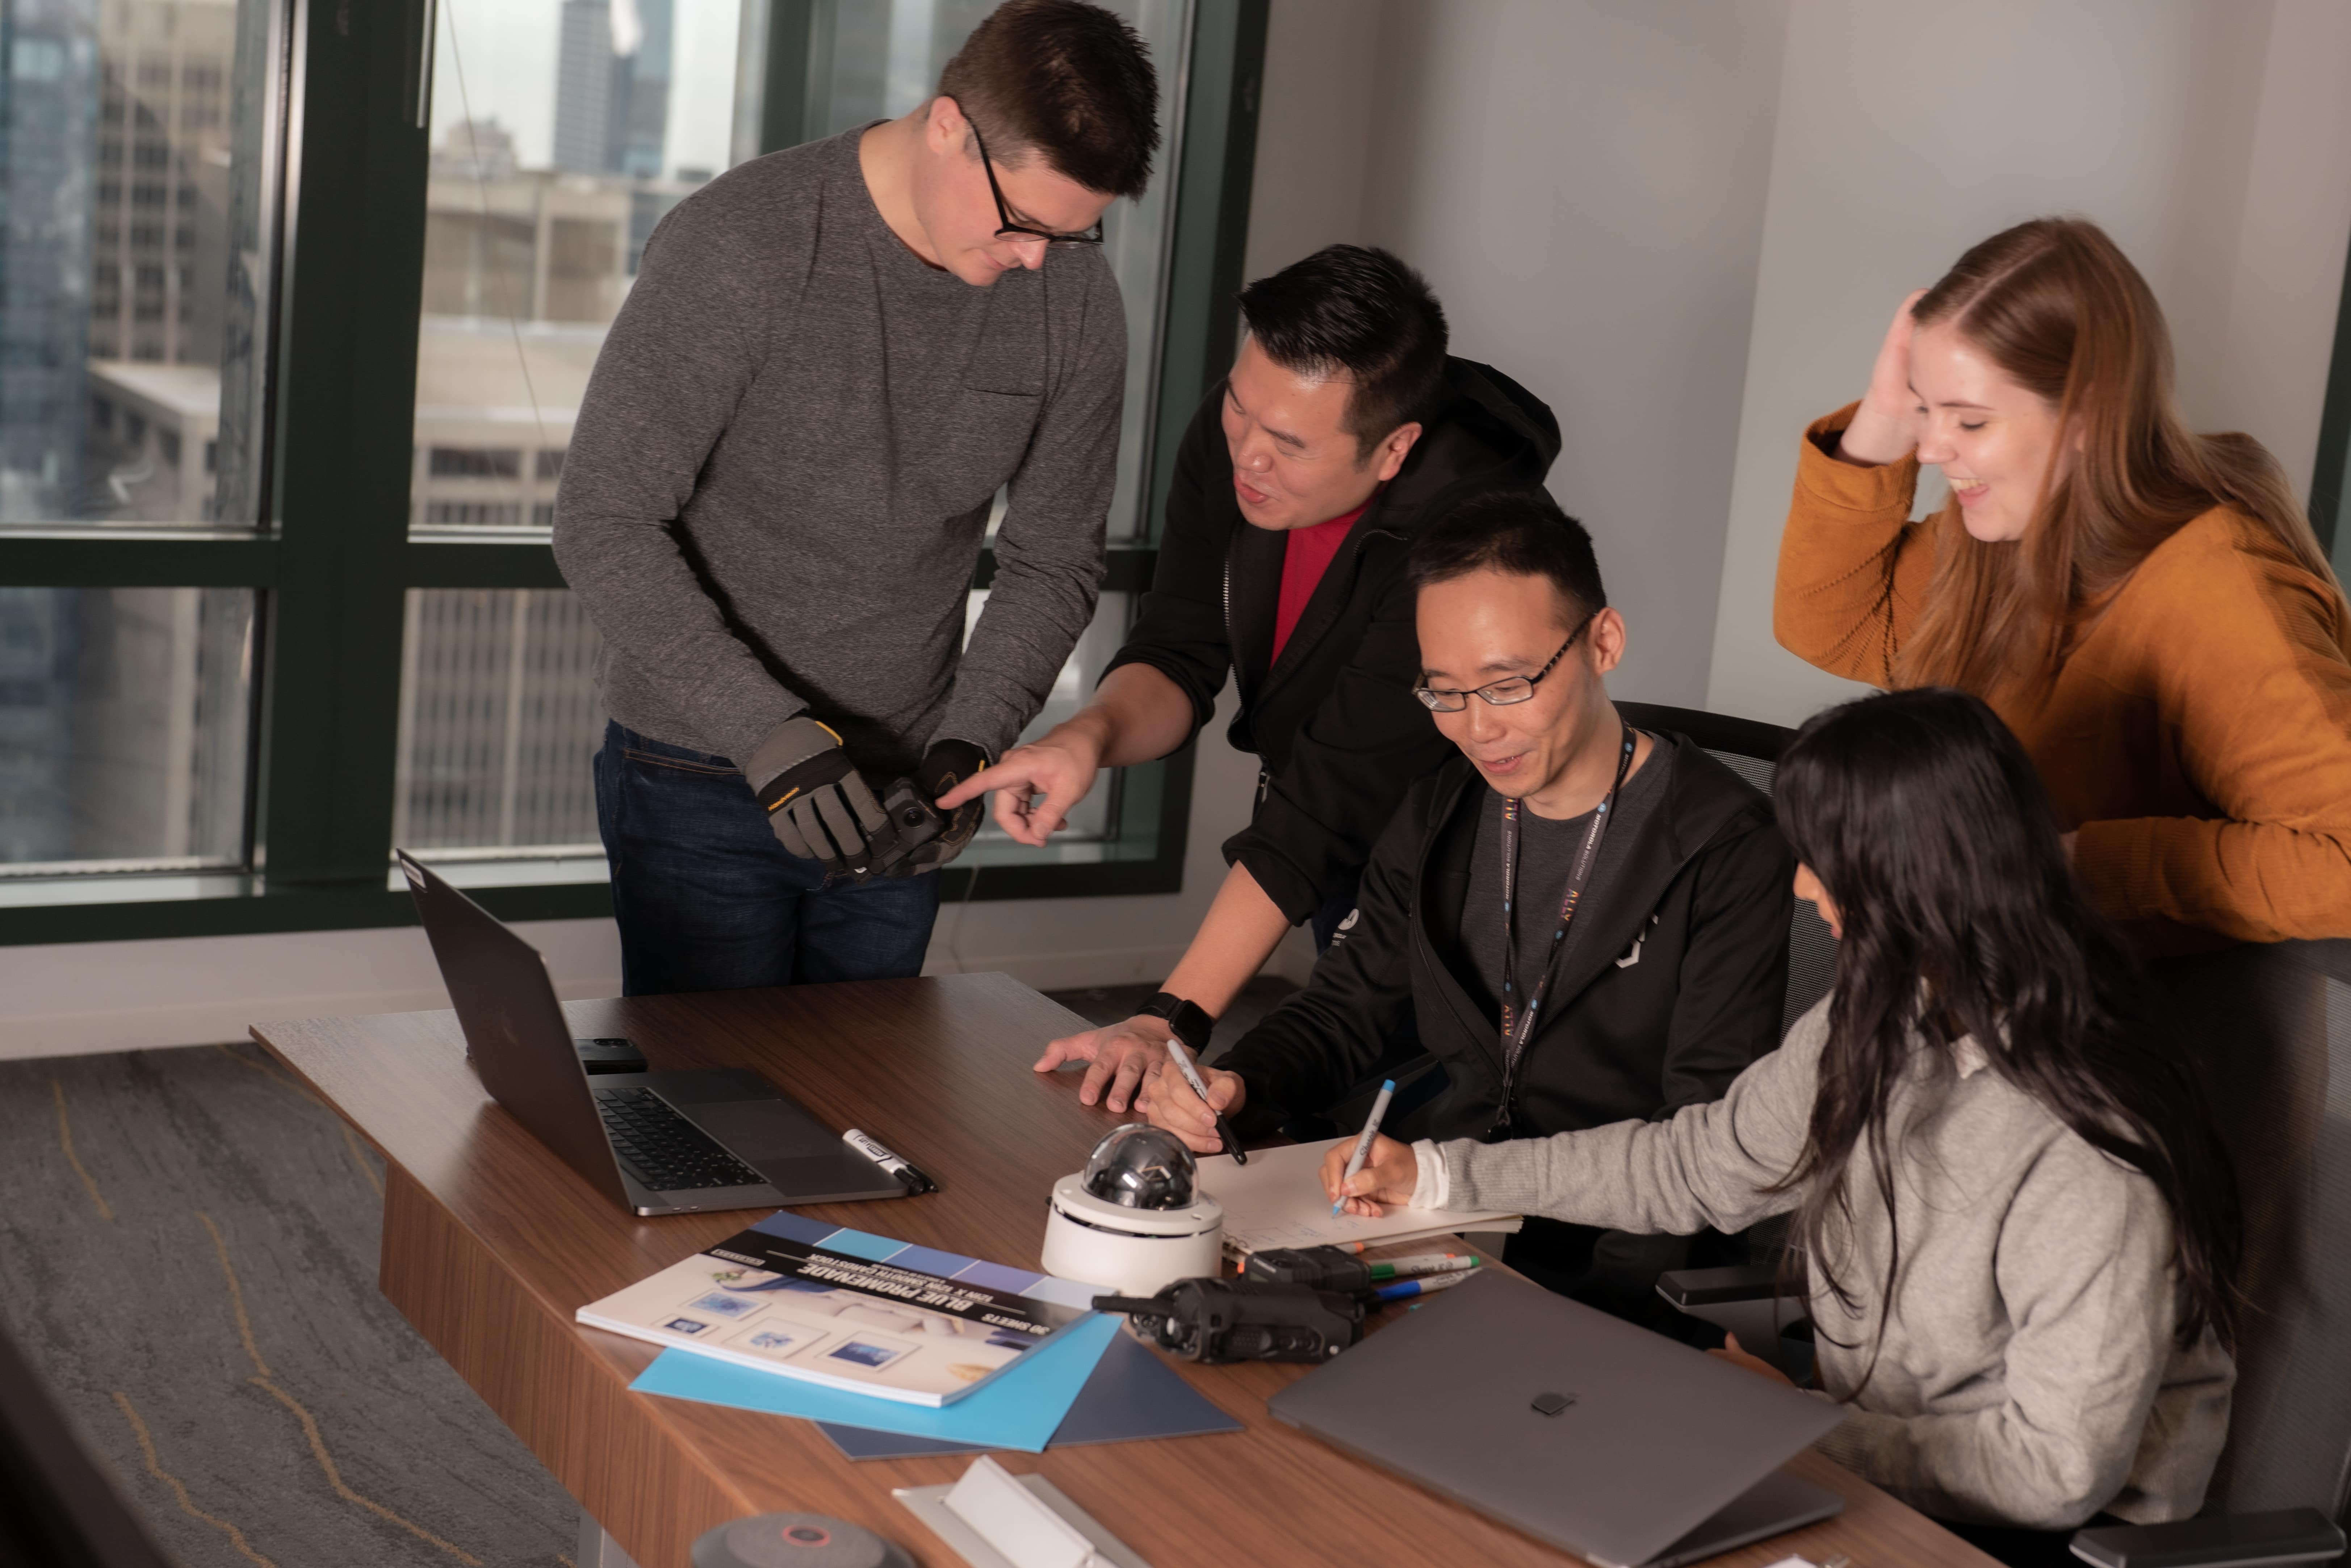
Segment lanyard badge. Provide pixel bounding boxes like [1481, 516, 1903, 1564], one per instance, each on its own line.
[1496, 725, 1638, 1099]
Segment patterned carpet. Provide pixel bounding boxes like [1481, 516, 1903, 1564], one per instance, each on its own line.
[2, 1043, 579, 1568]
[0, 977, 1298, 1567]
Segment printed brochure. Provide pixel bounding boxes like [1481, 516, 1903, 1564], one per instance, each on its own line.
[578, 1210, 1103, 1407]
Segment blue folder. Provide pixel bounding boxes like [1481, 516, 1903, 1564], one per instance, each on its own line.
[630, 1311, 1122, 1454]
[816, 1328, 1244, 1459]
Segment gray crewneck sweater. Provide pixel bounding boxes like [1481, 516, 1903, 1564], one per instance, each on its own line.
[1434, 998, 2235, 1530]
[551, 129, 1127, 778]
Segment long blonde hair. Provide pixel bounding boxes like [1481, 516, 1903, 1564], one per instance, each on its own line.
[1895, 218, 2341, 695]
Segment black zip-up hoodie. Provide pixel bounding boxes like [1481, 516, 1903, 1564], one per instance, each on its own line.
[1219, 737, 1795, 1313]
[1104, 358, 1561, 924]
[1220, 741, 1794, 1144]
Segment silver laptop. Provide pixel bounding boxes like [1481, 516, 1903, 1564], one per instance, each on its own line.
[398, 850, 906, 1216]
[1268, 1270, 1844, 1568]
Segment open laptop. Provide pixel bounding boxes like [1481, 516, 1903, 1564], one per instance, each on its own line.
[1268, 1271, 1844, 1568]
[397, 850, 906, 1216]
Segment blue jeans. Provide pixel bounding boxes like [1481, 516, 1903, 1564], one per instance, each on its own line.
[593, 723, 942, 997]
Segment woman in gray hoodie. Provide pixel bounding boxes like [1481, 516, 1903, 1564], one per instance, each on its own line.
[1326, 687, 2240, 1564]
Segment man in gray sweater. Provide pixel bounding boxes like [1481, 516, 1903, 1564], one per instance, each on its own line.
[552, 1, 1157, 995]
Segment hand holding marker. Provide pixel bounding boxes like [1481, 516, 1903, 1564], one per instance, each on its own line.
[1333, 1078, 1397, 1217]
[1165, 1037, 1246, 1165]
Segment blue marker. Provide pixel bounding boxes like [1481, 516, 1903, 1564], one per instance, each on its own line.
[1374, 1271, 1472, 1304]
[1332, 1078, 1397, 1217]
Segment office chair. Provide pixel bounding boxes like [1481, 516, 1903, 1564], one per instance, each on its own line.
[1615, 702, 1834, 1029]
[2059, 939, 2351, 1564]
[0, 1308, 181, 1568]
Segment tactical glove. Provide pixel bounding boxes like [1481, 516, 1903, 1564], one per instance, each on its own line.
[875, 739, 990, 877]
[747, 717, 897, 880]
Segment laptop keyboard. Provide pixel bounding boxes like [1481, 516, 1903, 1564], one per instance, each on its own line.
[593, 1087, 769, 1193]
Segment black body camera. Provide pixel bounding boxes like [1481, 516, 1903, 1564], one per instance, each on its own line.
[1093, 1278, 1365, 1364]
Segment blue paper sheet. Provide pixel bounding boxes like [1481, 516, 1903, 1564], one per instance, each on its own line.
[816, 1328, 1244, 1459]
[630, 1312, 1122, 1454]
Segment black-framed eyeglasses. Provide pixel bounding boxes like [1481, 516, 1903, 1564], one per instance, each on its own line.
[963, 110, 1105, 247]
[1412, 611, 1597, 712]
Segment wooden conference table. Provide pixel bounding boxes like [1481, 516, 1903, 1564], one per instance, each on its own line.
[253, 972, 1993, 1568]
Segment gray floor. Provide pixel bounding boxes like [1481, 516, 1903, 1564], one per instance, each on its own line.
[1, 1044, 579, 1568]
[0, 977, 1298, 1567]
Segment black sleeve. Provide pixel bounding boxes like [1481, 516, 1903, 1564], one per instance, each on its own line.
[1099, 393, 1231, 739]
[1217, 789, 1427, 1137]
[1225, 568, 1453, 924]
[1655, 814, 1796, 1116]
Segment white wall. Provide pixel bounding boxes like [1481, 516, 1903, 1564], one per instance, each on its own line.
[1240, 0, 1383, 281]
[1704, 0, 2351, 726]
[1240, 0, 1794, 708]
[0, 917, 626, 1060]
[1361, 0, 1790, 706]
[1241, 0, 2351, 726]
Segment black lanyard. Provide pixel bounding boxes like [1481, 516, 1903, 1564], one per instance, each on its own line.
[1497, 724, 1637, 1078]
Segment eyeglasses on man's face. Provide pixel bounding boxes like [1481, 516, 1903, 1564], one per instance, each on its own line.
[961, 109, 1105, 247]
[1412, 611, 1597, 712]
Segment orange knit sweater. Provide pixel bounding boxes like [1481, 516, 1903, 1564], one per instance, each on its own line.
[1774, 404, 2351, 952]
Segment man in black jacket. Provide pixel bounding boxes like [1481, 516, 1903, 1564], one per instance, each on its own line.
[1141, 490, 1794, 1325]
[943, 246, 1558, 1107]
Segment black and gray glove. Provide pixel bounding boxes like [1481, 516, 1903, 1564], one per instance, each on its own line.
[747, 717, 897, 879]
[874, 739, 990, 877]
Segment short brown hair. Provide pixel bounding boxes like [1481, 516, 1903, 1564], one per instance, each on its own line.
[937, 0, 1159, 200]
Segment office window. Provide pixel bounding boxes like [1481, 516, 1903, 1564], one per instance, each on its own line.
[0, 588, 253, 871]
[394, 590, 605, 857]
[960, 590, 1135, 857]
[428, 446, 523, 479]
[0, 0, 1261, 939]
[0, 0, 276, 530]
[416, 1, 736, 545]
[398, 0, 1189, 878]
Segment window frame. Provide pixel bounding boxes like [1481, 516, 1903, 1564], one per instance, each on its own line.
[0, 0, 1268, 945]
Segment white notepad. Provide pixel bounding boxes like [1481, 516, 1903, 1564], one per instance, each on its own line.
[1194, 1139, 1522, 1256]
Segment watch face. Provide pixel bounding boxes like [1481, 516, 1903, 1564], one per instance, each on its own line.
[1142, 993, 1211, 1052]
[1168, 1002, 1213, 1054]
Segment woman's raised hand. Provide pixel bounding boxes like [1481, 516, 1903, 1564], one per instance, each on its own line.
[1836, 289, 1928, 467]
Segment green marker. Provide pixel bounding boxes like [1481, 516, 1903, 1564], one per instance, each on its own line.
[1366, 1254, 1478, 1284]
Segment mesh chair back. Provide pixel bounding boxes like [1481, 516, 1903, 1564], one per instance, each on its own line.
[2151, 940, 2351, 1520]
[1616, 703, 1834, 1031]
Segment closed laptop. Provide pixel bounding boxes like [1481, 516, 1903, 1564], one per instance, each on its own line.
[1269, 1270, 1843, 1568]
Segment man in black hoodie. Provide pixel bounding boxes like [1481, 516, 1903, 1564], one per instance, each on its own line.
[1141, 490, 1793, 1325]
[943, 246, 1559, 1110]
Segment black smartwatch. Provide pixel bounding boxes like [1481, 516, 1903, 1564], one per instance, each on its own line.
[1135, 990, 1214, 1056]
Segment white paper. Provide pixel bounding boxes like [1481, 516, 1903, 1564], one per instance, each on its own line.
[897, 1466, 1153, 1568]
[1194, 1139, 1522, 1255]
[945, 1458, 1099, 1568]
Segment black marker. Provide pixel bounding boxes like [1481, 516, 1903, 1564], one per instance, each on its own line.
[843, 1129, 936, 1194]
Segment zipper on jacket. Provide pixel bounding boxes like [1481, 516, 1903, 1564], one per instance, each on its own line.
[1222, 554, 1234, 656]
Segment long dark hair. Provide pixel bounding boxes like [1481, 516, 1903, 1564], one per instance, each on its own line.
[1772, 688, 2237, 1386]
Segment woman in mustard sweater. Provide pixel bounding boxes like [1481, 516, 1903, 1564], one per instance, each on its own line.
[1775, 217, 2351, 951]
